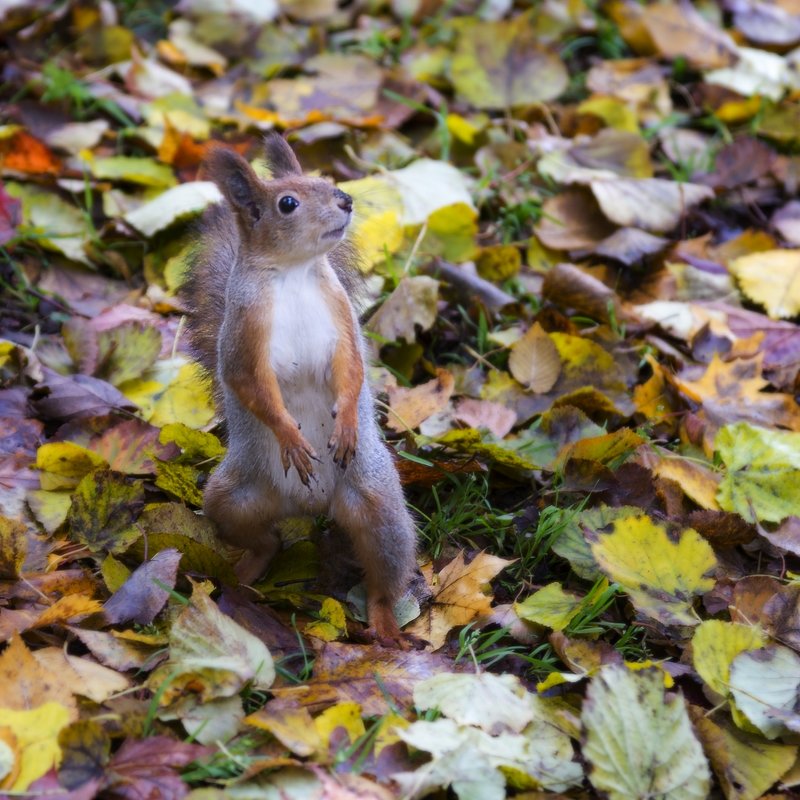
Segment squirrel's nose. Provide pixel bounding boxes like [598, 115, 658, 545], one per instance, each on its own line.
[335, 190, 353, 214]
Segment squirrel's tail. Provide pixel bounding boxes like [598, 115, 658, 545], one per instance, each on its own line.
[181, 202, 236, 379]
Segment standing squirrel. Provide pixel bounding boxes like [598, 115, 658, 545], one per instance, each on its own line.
[182, 134, 417, 643]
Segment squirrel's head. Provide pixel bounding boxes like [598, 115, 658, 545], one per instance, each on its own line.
[203, 134, 353, 264]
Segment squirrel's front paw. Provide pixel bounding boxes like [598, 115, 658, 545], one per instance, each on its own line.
[280, 430, 318, 486]
[328, 416, 357, 468]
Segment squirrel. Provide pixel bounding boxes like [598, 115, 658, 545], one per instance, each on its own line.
[182, 134, 417, 644]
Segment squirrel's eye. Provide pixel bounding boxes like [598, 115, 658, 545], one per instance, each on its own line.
[278, 196, 299, 214]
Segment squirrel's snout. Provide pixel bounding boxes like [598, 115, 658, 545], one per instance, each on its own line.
[335, 189, 353, 214]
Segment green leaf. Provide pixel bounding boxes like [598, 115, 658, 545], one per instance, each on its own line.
[582, 665, 710, 800]
[515, 582, 584, 631]
[716, 422, 800, 522]
[66, 469, 144, 554]
[88, 156, 176, 188]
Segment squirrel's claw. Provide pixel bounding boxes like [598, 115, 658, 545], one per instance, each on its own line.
[328, 419, 357, 469]
[280, 432, 318, 485]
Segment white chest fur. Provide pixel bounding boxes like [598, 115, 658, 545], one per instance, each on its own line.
[268, 261, 338, 386]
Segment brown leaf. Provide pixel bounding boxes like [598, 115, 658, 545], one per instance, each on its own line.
[269, 641, 456, 716]
[699, 137, 775, 190]
[103, 548, 181, 625]
[104, 737, 210, 800]
[594, 228, 668, 266]
[31, 369, 137, 423]
[541, 263, 623, 324]
[453, 398, 516, 438]
[0, 636, 77, 715]
[69, 627, 163, 672]
[407, 551, 513, 650]
[640, 1, 737, 69]
[508, 323, 561, 394]
[386, 369, 455, 432]
[0, 516, 27, 579]
[534, 189, 615, 251]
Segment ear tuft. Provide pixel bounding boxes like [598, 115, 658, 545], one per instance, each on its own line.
[202, 147, 264, 223]
[264, 133, 303, 178]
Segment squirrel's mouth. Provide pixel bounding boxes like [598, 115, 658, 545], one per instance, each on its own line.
[323, 223, 349, 240]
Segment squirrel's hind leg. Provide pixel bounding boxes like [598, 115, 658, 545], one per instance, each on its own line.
[204, 464, 282, 585]
[331, 470, 417, 645]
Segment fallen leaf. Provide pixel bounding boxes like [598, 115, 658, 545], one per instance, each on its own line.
[582, 665, 711, 800]
[386, 369, 454, 433]
[31, 650, 129, 703]
[124, 181, 222, 237]
[716, 422, 800, 523]
[588, 513, 717, 626]
[413, 672, 533, 735]
[590, 178, 714, 233]
[103, 548, 181, 625]
[515, 582, 585, 631]
[508, 323, 561, 393]
[729, 249, 800, 319]
[450, 17, 568, 109]
[368, 276, 439, 344]
[0, 703, 73, 791]
[66, 469, 144, 554]
[57, 719, 110, 791]
[453, 398, 516, 439]
[269, 641, 456, 717]
[407, 552, 513, 649]
[730, 646, 800, 738]
[690, 705, 797, 800]
[692, 619, 768, 700]
[534, 189, 616, 251]
[148, 583, 275, 706]
[0, 637, 78, 714]
[640, 1, 737, 69]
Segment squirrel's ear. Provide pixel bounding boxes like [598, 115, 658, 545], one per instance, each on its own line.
[203, 148, 265, 222]
[263, 133, 302, 178]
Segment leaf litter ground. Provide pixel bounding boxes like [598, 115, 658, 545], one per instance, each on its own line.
[2, 1, 800, 798]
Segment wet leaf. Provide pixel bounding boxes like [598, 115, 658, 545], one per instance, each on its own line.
[57, 719, 110, 791]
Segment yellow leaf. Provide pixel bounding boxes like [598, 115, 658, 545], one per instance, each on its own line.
[652, 454, 721, 511]
[314, 702, 365, 749]
[121, 359, 214, 429]
[729, 249, 800, 319]
[305, 598, 348, 642]
[35, 442, 106, 491]
[0, 516, 26, 580]
[508, 323, 561, 393]
[0, 703, 72, 790]
[515, 583, 584, 631]
[339, 175, 405, 269]
[690, 705, 797, 800]
[33, 594, 104, 629]
[407, 552, 513, 650]
[578, 96, 640, 133]
[589, 514, 717, 626]
[692, 620, 768, 699]
[245, 706, 322, 757]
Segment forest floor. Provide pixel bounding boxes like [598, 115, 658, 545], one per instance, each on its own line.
[2, 1, 800, 798]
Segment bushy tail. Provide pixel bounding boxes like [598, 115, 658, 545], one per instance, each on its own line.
[180, 203, 237, 379]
